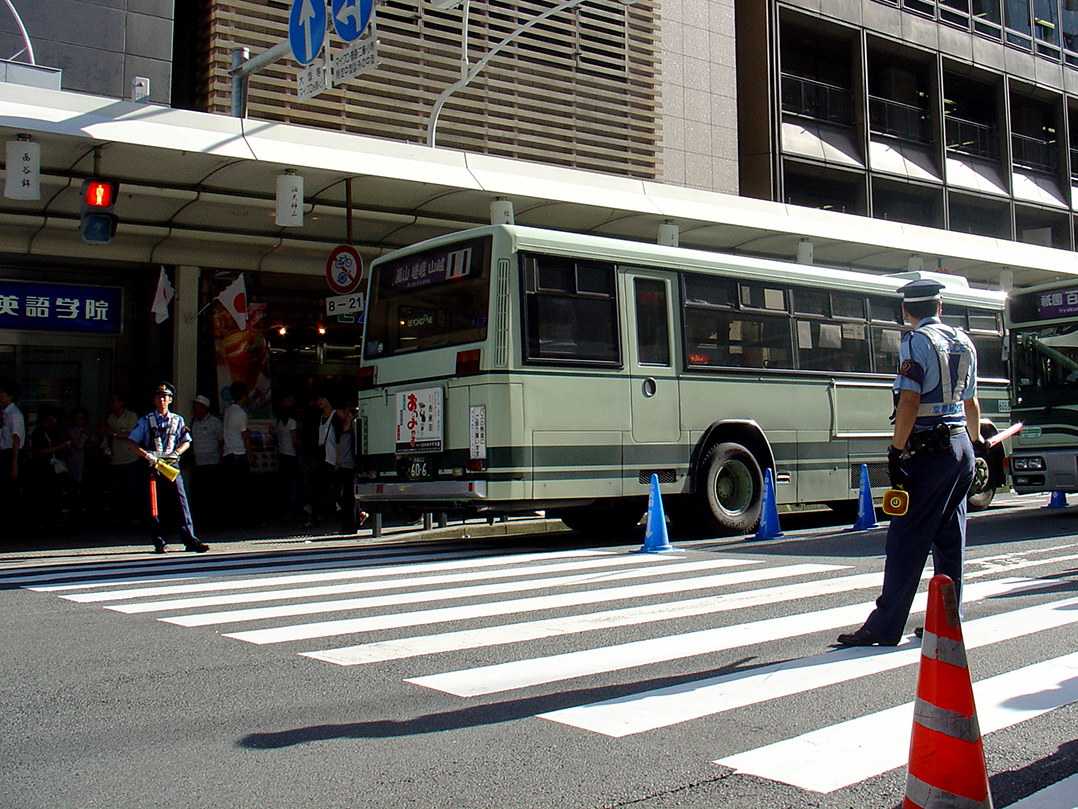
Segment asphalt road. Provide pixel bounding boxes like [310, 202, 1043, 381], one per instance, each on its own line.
[1, 495, 1076, 809]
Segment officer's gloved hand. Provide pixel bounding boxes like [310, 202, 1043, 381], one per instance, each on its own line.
[887, 445, 909, 489]
[160, 454, 179, 466]
[972, 440, 987, 458]
[144, 450, 160, 467]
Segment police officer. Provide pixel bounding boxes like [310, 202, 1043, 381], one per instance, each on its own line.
[127, 382, 209, 554]
[837, 279, 981, 646]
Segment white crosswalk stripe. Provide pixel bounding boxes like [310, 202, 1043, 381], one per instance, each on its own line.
[12, 540, 1078, 801]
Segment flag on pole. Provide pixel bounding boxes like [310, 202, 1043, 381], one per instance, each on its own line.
[151, 267, 174, 324]
[217, 274, 247, 331]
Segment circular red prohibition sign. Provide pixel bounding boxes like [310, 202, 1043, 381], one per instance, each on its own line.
[326, 245, 364, 295]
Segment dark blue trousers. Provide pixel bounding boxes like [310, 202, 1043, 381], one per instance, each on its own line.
[149, 469, 199, 549]
[862, 430, 975, 644]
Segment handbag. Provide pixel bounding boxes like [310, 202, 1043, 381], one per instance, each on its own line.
[50, 456, 68, 475]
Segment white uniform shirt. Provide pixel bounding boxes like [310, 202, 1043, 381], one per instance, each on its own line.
[223, 403, 248, 457]
[0, 401, 25, 450]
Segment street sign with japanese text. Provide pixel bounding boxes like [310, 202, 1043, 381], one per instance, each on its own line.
[332, 36, 378, 84]
[0, 280, 123, 334]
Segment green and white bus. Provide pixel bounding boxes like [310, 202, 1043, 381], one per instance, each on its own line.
[1007, 279, 1078, 494]
[355, 226, 1009, 535]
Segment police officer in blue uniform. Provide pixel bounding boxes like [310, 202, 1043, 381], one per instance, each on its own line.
[127, 382, 209, 554]
[837, 279, 981, 646]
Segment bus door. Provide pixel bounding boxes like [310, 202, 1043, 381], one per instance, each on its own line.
[626, 272, 681, 444]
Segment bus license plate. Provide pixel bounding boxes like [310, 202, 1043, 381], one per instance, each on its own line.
[405, 456, 430, 480]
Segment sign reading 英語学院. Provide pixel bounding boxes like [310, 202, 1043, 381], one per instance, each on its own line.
[0, 280, 123, 334]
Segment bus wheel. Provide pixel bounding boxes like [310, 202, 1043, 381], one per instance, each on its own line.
[967, 456, 994, 512]
[699, 442, 764, 535]
[554, 502, 646, 535]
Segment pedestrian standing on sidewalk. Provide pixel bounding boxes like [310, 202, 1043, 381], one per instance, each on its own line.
[221, 381, 257, 528]
[0, 378, 26, 534]
[107, 391, 141, 526]
[837, 279, 980, 647]
[127, 381, 208, 554]
[306, 392, 342, 528]
[275, 395, 305, 520]
[189, 394, 223, 527]
[334, 406, 368, 534]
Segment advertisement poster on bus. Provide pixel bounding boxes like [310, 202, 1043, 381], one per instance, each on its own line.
[395, 387, 443, 453]
[213, 301, 276, 472]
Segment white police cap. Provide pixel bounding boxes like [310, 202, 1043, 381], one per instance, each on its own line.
[899, 279, 945, 303]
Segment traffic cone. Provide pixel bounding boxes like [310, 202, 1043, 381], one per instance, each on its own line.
[638, 473, 674, 553]
[754, 468, 783, 539]
[903, 574, 992, 809]
[847, 463, 879, 531]
[1045, 491, 1067, 509]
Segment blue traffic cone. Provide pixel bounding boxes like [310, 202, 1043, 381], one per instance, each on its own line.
[847, 463, 879, 531]
[1045, 491, 1068, 509]
[638, 473, 674, 553]
[754, 468, 783, 539]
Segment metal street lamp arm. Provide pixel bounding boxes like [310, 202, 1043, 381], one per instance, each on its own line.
[427, 0, 588, 147]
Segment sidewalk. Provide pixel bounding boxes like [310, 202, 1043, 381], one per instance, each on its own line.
[0, 515, 571, 566]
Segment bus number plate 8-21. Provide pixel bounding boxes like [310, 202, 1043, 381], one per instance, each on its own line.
[404, 456, 430, 480]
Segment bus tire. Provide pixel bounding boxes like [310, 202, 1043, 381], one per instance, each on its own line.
[698, 441, 764, 535]
[967, 456, 994, 512]
[555, 502, 646, 535]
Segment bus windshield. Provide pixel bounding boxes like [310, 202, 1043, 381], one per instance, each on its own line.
[1012, 324, 1078, 409]
[364, 235, 493, 359]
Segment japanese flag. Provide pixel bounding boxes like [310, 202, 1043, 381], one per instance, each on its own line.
[217, 274, 247, 331]
[151, 267, 174, 324]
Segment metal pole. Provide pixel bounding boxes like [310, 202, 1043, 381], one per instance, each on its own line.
[372, 512, 382, 538]
[423, 513, 433, 531]
[230, 40, 292, 118]
[428, 0, 588, 147]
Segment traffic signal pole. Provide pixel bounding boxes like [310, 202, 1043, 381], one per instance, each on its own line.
[230, 40, 291, 118]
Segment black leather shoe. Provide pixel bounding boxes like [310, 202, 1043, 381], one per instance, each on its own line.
[185, 542, 210, 553]
[153, 545, 167, 554]
[914, 626, 924, 639]
[836, 627, 898, 647]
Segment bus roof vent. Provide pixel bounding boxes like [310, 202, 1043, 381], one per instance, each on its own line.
[886, 270, 970, 289]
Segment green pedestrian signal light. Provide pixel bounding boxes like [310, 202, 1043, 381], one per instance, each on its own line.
[80, 178, 119, 245]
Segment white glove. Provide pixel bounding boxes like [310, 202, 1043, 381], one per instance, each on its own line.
[144, 450, 161, 467]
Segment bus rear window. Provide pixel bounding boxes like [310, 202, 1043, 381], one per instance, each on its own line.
[364, 237, 492, 358]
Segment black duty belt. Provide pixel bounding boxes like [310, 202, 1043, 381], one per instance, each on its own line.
[905, 423, 964, 457]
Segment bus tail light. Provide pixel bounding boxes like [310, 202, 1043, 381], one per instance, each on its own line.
[456, 349, 481, 376]
[466, 458, 484, 472]
[358, 365, 375, 390]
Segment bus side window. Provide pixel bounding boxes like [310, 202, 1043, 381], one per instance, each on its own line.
[523, 254, 620, 365]
[634, 278, 670, 366]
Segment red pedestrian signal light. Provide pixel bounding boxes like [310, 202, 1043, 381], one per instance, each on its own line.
[80, 178, 119, 244]
[84, 179, 115, 208]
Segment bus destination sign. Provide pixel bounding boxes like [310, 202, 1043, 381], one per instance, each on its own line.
[390, 247, 472, 293]
[1037, 287, 1078, 319]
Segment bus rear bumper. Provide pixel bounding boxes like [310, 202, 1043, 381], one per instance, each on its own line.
[355, 480, 488, 500]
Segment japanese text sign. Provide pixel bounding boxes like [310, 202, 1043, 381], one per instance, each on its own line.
[0, 279, 122, 334]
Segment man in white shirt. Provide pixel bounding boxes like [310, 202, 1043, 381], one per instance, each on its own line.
[190, 394, 224, 526]
[222, 381, 256, 528]
[0, 378, 26, 529]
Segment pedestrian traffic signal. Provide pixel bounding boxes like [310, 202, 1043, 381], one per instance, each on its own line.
[80, 178, 118, 244]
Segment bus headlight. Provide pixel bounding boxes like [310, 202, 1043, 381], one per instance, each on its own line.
[1013, 457, 1045, 470]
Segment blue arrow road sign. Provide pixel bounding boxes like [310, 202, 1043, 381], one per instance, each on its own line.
[289, 0, 327, 66]
[332, 0, 373, 43]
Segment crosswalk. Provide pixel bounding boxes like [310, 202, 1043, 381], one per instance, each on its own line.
[4, 539, 1077, 803]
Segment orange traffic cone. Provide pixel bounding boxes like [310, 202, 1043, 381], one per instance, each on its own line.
[904, 574, 993, 809]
